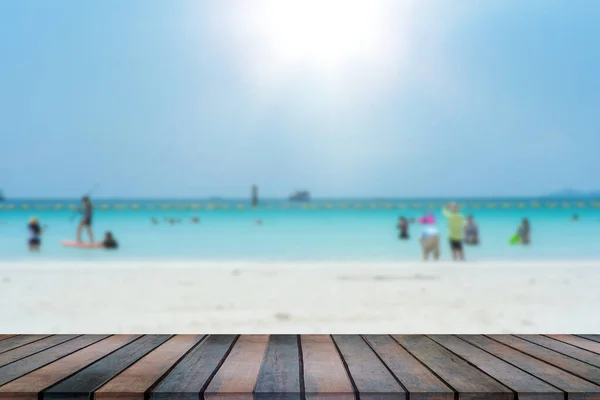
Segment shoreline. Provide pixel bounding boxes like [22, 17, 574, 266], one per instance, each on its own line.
[1, 259, 599, 269]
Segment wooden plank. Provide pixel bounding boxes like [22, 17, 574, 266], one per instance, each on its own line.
[44, 335, 171, 400]
[300, 335, 354, 400]
[254, 335, 301, 400]
[0, 335, 109, 387]
[332, 335, 405, 399]
[0, 335, 139, 400]
[204, 335, 269, 400]
[547, 335, 600, 355]
[428, 335, 562, 400]
[578, 336, 600, 344]
[0, 336, 17, 342]
[392, 335, 513, 400]
[516, 335, 600, 368]
[459, 335, 600, 395]
[0, 336, 51, 355]
[95, 335, 204, 400]
[150, 335, 237, 400]
[489, 335, 600, 385]
[0, 335, 80, 368]
[363, 335, 453, 400]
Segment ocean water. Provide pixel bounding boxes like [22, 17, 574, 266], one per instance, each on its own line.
[1, 198, 599, 261]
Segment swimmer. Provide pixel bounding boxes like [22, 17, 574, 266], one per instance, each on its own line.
[76, 196, 94, 243]
[442, 202, 465, 261]
[101, 231, 118, 249]
[464, 214, 479, 245]
[27, 217, 43, 251]
[397, 217, 409, 240]
[255, 219, 263, 226]
[191, 217, 199, 224]
[151, 218, 158, 225]
[517, 218, 531, 245]
[571, 214, 579, 221]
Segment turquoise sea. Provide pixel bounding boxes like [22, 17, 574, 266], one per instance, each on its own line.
[1, 198, 599, 261]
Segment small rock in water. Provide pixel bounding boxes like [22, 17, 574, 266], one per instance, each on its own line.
[1, 277, 9, 283]
[275, 312, 291, 321]
[231, 269, 241, 276]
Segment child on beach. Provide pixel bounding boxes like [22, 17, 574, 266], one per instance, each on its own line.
[442, 203, 465, 261]
[77, 196, 94, 243]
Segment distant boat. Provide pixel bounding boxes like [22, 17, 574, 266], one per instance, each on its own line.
[289, 190, 310, 202]
[0, 190, 4, 202]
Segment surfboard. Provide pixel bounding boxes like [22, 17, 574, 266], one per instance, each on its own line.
[61, 240, 103, 248]
[508, 234, 521, 245]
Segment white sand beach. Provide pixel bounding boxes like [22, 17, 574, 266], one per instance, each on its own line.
[1, 260, 599, 333]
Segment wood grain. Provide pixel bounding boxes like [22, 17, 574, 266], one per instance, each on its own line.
[150, 335, 237, 400]
[578, 336, 600, 344]
[95, 335, 204, 400]
[516, 335, 600, 368]
[363, 335, 453, 400]
[43, 335, 171, 400]
[204, 335, 269, 400]
[254, 335, 301, 400]
[0, 335, 139, 400]
[546, 335, 600, 355]
[489, 335, 600, 385]
[0, 335, 109, 387]
[332, 335, 405, 400]
[300, 335, 354, 400]
[392, 335, 513, 400]
[0, 336, 17, 342]
[429, 335, 562, 400]
[459, 335, 600, 396]
[0, 335, 599, 400]
[0, 335, 80, 368]
[0, 336, 51, 355]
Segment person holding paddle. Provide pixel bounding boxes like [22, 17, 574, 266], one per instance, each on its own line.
[76, 196, 95, 243]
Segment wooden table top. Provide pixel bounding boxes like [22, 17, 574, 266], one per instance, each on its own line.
[0, 334, 599, 399]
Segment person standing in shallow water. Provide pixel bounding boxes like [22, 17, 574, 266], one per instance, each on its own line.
[397, 217, 409, 239]
[442, 202, 465, 261]
[518, 218, 531, 245]
[420, 221, 440, 261]
[464, 214, 479, 245]
[77, 196, 94, 243]
[27, 217, 43, 251]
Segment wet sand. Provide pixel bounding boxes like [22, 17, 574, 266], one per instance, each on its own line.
[0, 261, 599, 333]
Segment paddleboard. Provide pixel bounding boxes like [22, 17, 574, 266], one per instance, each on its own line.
[508, 234, 521, 245]
[61, 240, 103, 248]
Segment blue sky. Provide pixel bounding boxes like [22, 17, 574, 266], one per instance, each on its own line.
[1, 0, 598, 198]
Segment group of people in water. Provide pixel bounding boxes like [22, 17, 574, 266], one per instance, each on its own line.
[151, 216, 200, 225]
[27, 196, 118, 252]
[397, 202, 532, 261]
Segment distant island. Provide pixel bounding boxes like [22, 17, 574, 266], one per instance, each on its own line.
[543, 189, 600, 198]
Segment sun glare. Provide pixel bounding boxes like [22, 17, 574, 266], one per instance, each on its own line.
[222, 0, 407, 82]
